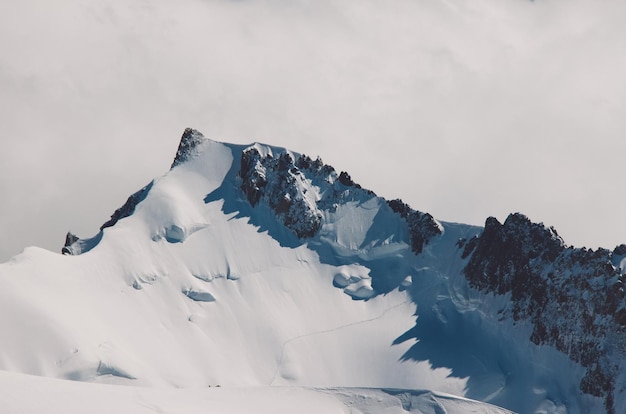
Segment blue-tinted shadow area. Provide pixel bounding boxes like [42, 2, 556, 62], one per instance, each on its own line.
[395, 272, 503, 379]
[392, 268, 575, 412]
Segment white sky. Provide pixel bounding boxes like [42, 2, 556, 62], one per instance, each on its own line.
[1, 0, 625, 262]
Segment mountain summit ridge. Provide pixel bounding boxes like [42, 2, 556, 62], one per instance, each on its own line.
[5, 129, 626, 413]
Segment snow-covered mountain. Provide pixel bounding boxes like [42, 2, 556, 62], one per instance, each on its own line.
[1, 129, 624, 413]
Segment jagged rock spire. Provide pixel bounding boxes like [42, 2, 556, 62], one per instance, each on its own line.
[171, 128, 208, 168]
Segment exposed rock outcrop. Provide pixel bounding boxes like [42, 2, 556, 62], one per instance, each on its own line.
[238, 146, 376, 239]
[171, 128, 208, 168]
[387, 199, 443, 254]
[239, 147, 323, 238]
[100, 181, 154, 230]
[462, 213, 626, 413]
[238, 144, 442, 253]
[61, 232, 80, 255]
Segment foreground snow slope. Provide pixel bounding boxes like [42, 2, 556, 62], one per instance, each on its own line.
[2, 129, 621, 413]
[0, 371, 514, 414]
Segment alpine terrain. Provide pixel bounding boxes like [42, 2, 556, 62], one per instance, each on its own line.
[1, 129, 624, 414]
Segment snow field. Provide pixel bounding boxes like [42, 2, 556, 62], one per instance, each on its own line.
[0, 370, 514, 414]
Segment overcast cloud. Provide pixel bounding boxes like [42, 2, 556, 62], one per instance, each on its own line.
[1, 0, 625, 261]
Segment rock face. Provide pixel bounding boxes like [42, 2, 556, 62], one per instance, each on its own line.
[387, 199, 442, 254]
[462, 213, 626, 413]
[239, 147, 324, 238]
[238, 146, 380, 239]
[238, 144, 442, 250]
[171, 128, 208, 168]
[100, 181, 154, 231]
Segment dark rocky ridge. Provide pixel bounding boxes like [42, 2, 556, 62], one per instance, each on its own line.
[462, 213, 626, 413]
[239, 147, 325, 238]
[171, 128, 207, 168]
[100, 181, 154, 231]
[238, 145, 441, 252]
[387, 199, 442, 254]
[62, 182, 153, 255]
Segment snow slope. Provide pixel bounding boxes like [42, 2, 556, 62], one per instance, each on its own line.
[0, 129, 614, 413]
[0, 371, 514, 414]
[1, 137, 448, 390]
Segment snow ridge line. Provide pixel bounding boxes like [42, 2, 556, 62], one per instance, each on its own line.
[269, 299, 412, 385]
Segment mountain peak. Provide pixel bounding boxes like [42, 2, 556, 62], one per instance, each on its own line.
[170, 128, 209, 168]
[49, 128, 626, 413]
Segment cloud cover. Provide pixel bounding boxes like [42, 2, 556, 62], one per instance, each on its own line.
[1, 0, 625, 261]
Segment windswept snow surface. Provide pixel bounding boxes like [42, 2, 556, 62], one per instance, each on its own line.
[0, 371, 514, 414]
[0, 134, 604, 413]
